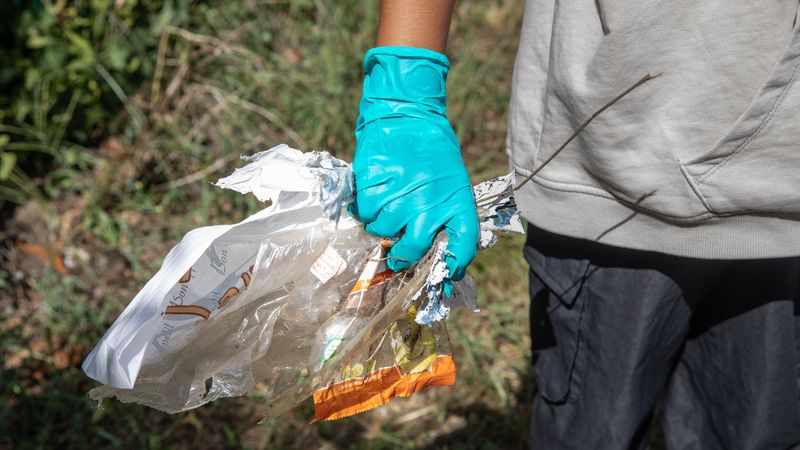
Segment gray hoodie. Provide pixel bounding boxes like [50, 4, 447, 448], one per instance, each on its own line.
[508, 0, 800, 258]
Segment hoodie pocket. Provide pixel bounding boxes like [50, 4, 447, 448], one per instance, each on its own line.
[681, 28, 800, 217]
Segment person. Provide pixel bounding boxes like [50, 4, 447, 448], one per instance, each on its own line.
[351, 1, 800, 448]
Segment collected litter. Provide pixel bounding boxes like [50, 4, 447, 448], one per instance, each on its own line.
[82, 144, 523, 421]
[82, 73, 656, 420]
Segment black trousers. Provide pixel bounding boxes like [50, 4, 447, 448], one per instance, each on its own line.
[525, 224, 800, 450]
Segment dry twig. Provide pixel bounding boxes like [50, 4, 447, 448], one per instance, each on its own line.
[476, 73, 660, 206]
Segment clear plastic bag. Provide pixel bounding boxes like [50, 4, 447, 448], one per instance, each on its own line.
[83, 144, 521, 418]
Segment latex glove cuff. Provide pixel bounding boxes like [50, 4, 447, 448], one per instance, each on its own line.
[358, 46, 450, 129]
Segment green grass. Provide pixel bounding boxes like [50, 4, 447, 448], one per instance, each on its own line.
[0, 1, 530, 448]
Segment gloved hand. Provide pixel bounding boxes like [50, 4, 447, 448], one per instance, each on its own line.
[350, 46, 479, 282]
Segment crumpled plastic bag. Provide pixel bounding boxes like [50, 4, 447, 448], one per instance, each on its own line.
[82, 144, 523, 418]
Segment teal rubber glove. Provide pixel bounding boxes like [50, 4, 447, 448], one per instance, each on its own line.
[350, 46, 479, 281]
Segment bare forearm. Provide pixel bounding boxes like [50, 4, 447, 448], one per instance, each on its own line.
[376, 0, 456, 53]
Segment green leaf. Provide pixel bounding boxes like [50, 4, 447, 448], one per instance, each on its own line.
[150, 1, 176, 35]
[0, 151, 17, 181]
[26, 31, 51, 49]
[126, 57, 141, 72]
[65, 30, 95, 61]
[103, 40, 130, 71]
